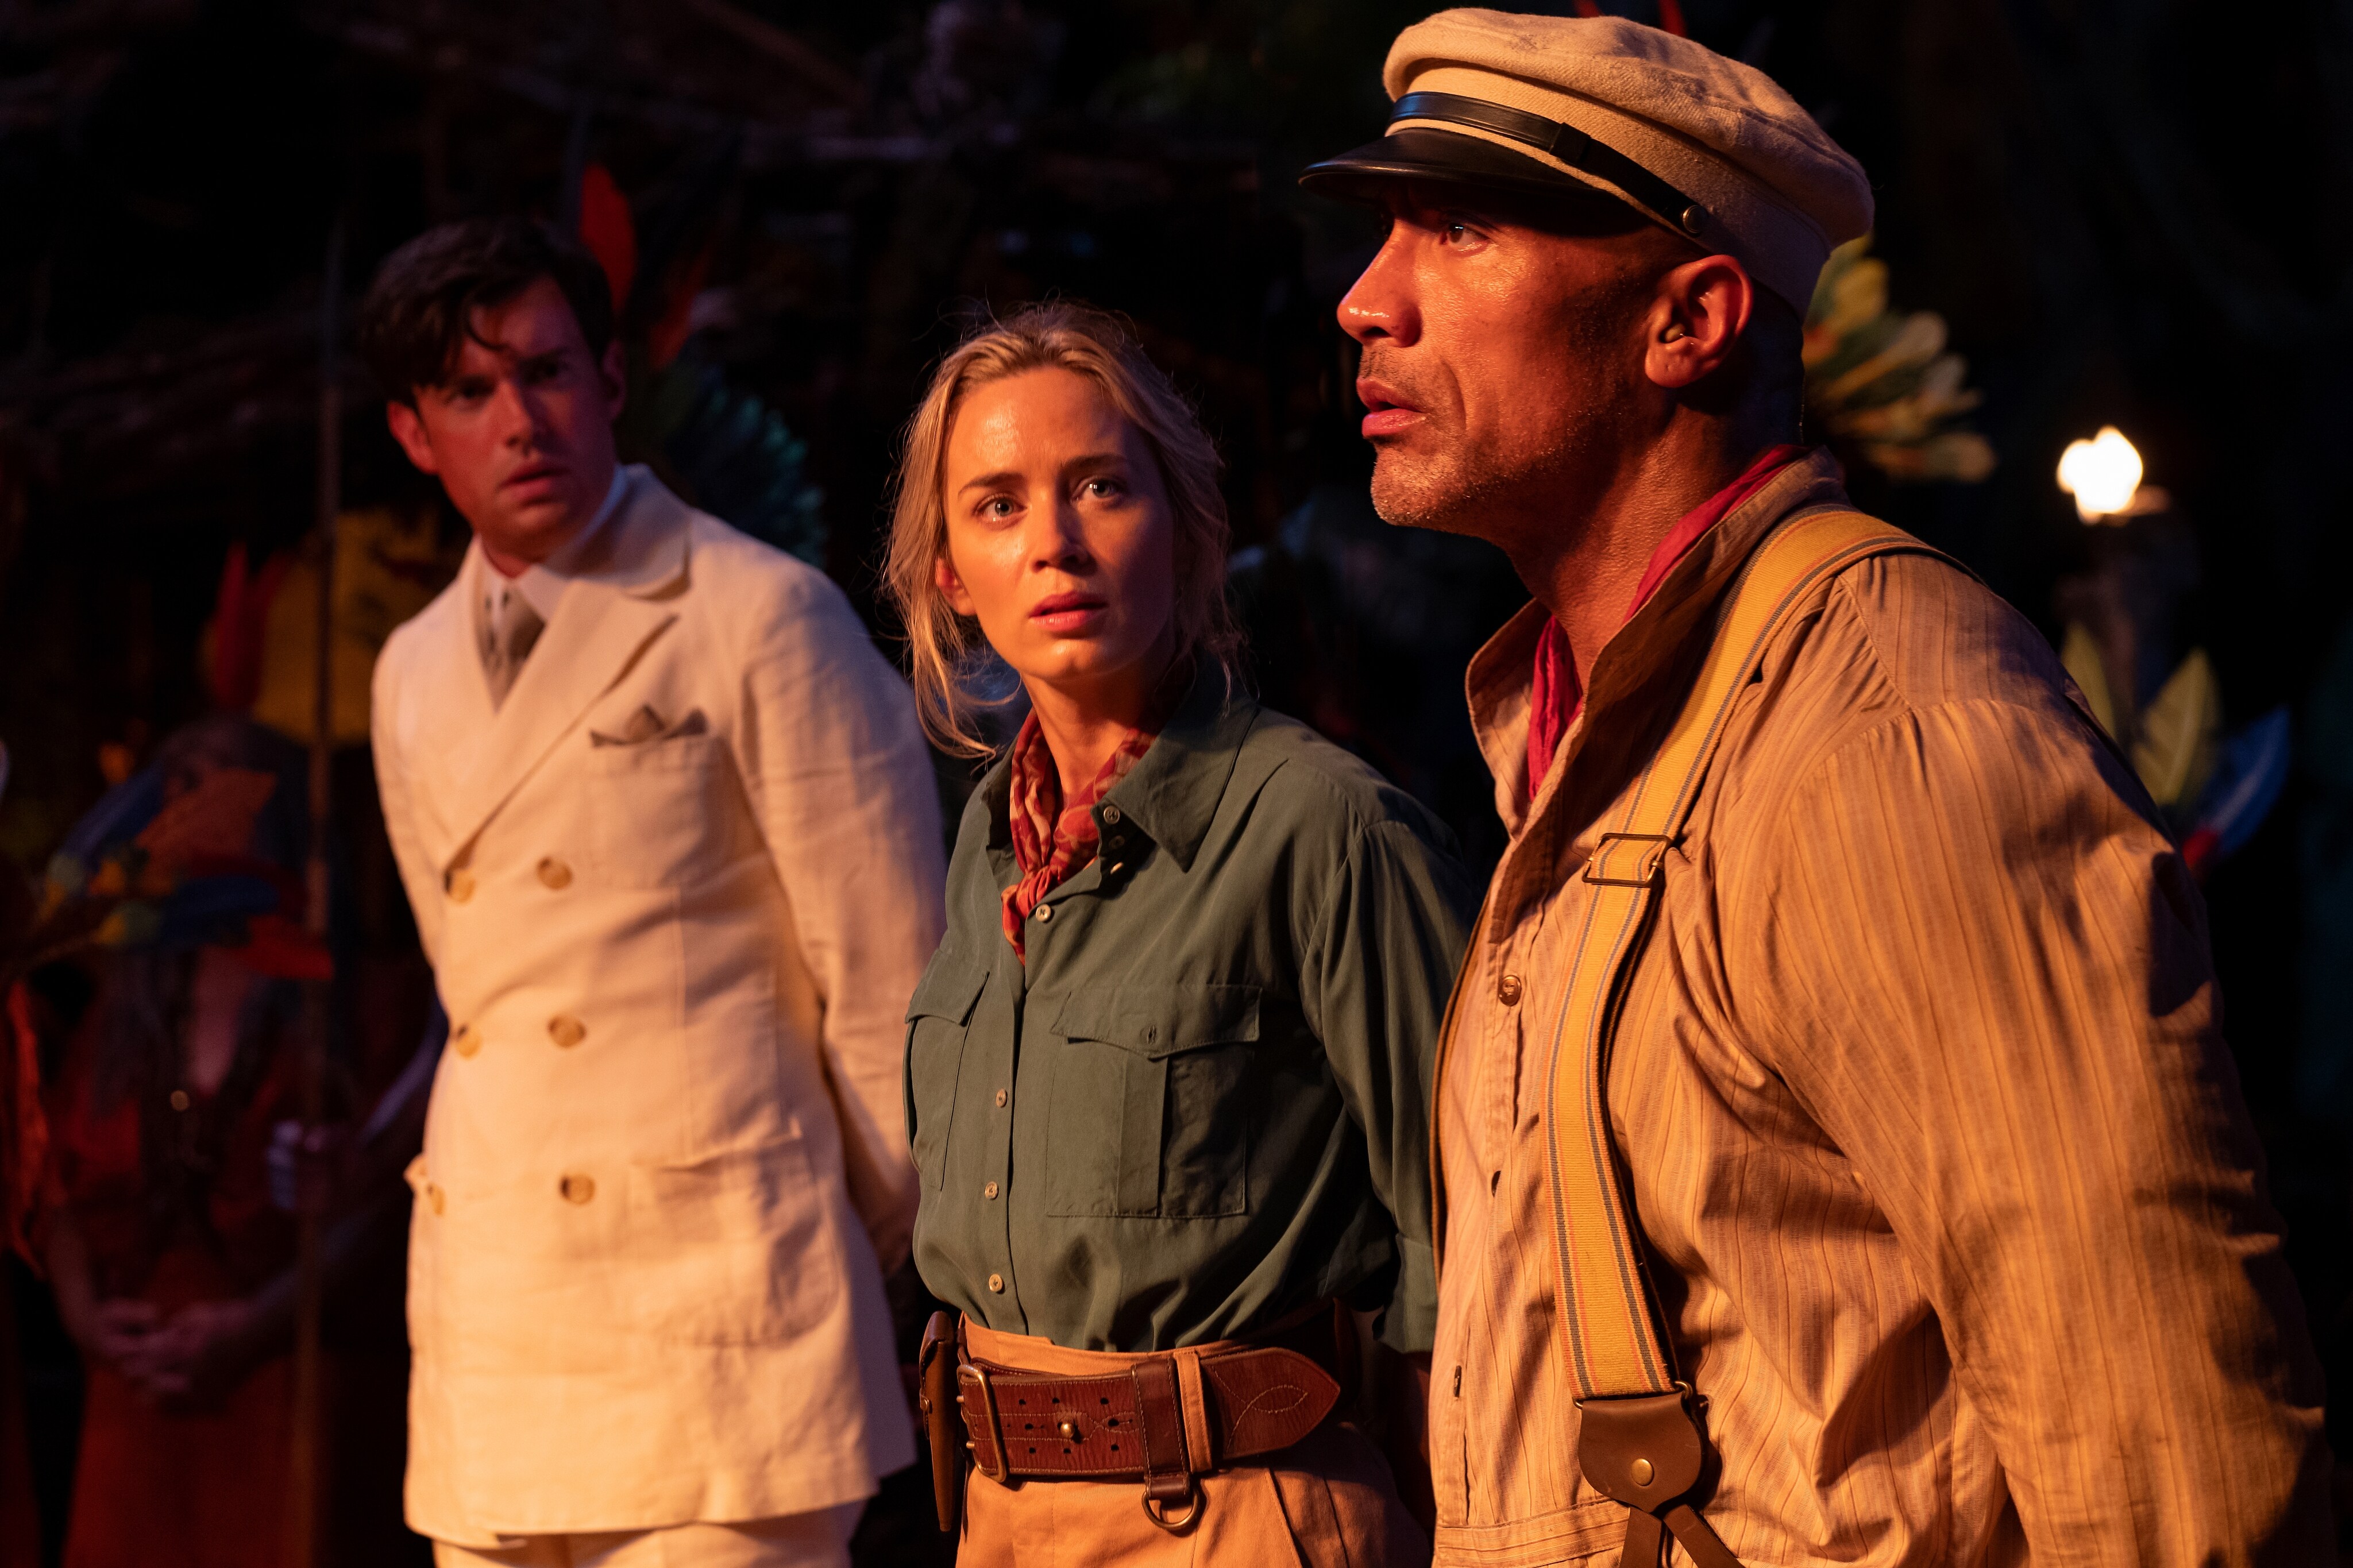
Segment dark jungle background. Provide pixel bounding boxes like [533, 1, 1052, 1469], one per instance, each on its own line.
[1, 0, 2351, 1561]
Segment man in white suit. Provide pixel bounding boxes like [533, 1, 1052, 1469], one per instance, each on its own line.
[358, 218, 945, 1567]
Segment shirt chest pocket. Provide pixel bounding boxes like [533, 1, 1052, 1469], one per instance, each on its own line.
[1043, 984, 1258, 1220]
[905, 958, 988, 1191]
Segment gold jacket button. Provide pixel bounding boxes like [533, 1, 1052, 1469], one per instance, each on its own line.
[547, 1015, 587, 1049]
[452, 1024, 481, 1059]
[994, 1089, 1008, 1108]
[986, 1272, 1004, 1293]
[1033, 902, 1054, 924]
[559, 1174, 596, 1204]
[984, 1181, 999, 1200]
[1497, 974, 1524, 1006]
[537, 856, 573, 890]
[428, 1184, 446, 1216]
[446, 868, 476, 904]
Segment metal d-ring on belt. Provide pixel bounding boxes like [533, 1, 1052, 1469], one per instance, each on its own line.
[917, 1297, 1360, 1536]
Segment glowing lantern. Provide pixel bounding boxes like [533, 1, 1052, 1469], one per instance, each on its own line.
[2057, 426, 2146, 523]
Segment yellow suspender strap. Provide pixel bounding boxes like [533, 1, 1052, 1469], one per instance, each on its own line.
[1534, 509, 1932, 1567]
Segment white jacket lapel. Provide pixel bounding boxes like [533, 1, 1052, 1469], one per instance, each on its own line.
[442, 469, 690, 853]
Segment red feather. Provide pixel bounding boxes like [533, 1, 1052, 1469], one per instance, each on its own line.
[577, 163, 638, 311]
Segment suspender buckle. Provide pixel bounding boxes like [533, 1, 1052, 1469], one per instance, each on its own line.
[1581, 832, 1675, 888]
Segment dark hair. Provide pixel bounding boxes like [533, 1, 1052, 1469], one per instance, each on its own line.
[355, 217, 616, 404]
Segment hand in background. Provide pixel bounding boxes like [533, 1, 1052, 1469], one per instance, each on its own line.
[117, 1296, 263, 1412]
[80, 1297, 162, 1376]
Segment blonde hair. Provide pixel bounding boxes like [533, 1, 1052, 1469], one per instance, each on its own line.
[882, 302, 1243, 757]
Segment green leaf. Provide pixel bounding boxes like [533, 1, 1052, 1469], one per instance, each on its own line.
[2060, 621, 2119, 740]
[2132, 648, 2222, 809]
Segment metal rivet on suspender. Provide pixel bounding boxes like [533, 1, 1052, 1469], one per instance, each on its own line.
[1630, 1457, 1654, 1486]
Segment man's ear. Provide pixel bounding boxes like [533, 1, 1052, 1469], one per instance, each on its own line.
[385, 400, 441, 476]
[933, 554, 976, 618]
[1642, 256, 1754, 392]
[599, 338, 628, 423]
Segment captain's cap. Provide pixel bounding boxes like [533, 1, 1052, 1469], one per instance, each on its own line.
[1299, 9, 1874, 312]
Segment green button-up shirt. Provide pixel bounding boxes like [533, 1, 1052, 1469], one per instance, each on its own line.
[905, 667, 1478, 1353]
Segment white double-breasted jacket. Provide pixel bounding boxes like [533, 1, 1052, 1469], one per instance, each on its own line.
[371, 468, 943, 1542]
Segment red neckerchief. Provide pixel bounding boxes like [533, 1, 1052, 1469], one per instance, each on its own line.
[1526, 444, 1810, 801]
[1000, 712, 1158, 961]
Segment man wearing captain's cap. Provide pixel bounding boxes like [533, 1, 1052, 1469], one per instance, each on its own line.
[1305, 11, 2329, 1566]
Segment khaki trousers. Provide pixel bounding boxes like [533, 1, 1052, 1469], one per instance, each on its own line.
[430, 1505, 862, 1568]
[956, 1322, 1429, 1568]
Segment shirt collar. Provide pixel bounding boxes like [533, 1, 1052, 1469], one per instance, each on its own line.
[985, 660, 1257, 874]
[479, 465, 630, 621]
[1467, 445, 1855, 835]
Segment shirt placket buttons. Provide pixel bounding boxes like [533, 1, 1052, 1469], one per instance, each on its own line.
[537, 856, 573, 890]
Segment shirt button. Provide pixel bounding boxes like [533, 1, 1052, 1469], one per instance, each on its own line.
[559, 1173, 596, 1204]
[452, 1024, 481, 1059]
[446, 868, 476, 904]
[995, 1089, 1008, 1108]
[1101, 805, 1123, 825]
[168, 1088, 191, 1112]
[547, 1015, 587, 1049]
[987, 1272, 1005, 1293]
[537, 856, 573, 890]
[1498, 974, 1524, 1006]
[429, 1184, 446, 1216]
[1034, 902, 1054, 924]
[984, 1181, 999, 1199]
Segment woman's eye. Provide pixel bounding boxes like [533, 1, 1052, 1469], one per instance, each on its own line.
[1083, 476, 1125, 501]
[979, 496, 1017, 520]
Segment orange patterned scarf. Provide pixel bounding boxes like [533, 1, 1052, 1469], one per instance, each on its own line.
[1000, 712, 1156, 961]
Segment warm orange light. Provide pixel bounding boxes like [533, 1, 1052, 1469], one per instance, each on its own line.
[2057, 426, 2144, 523]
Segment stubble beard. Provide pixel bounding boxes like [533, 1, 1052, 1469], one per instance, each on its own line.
[1367, 418, 1595, 546]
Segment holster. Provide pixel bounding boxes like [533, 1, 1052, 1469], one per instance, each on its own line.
[919, 1311, 965, 1535]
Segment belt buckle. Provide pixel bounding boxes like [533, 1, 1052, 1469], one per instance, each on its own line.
[1581, 831, 1674, 888]
[961, 1362, 1010, 1484]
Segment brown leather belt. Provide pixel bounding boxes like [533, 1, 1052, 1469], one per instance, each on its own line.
[918, 1299, 1358, 1532]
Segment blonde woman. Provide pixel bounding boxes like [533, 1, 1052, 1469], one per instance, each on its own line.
[887, 303, 1475, 1565]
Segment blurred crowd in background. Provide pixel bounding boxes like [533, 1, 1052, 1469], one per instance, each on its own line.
[0, 0, 2350, 1561]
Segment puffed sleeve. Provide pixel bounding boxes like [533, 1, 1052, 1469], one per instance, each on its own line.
[1736, 694, 2331, 1564]
[1301, 813, 1481, 1353]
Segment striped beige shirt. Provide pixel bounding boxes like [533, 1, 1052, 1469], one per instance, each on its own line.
[1430, 451, 2329, 1566]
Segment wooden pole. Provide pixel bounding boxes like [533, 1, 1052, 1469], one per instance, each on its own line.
[285, 219, 342, 1568]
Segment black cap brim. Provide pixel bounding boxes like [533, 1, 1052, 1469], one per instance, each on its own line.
[1298, 126, 1638, 221]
